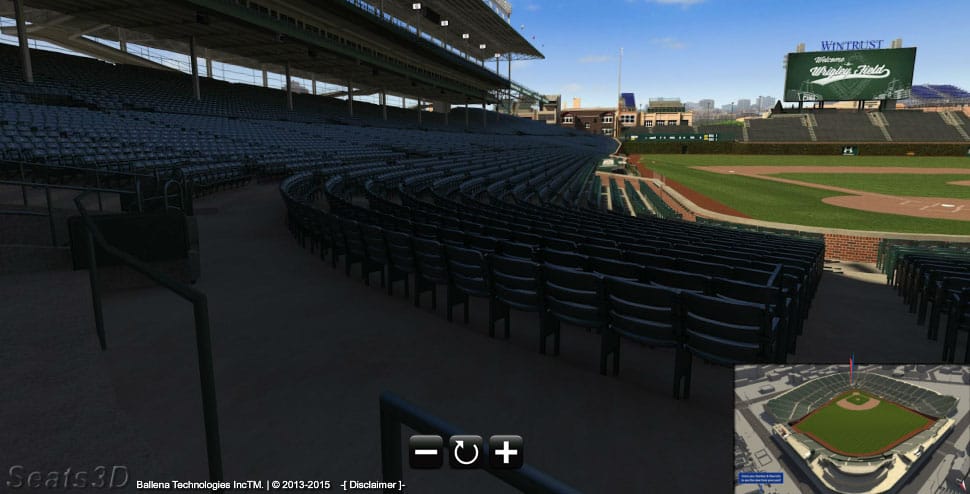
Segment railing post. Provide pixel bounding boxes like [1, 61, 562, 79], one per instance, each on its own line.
[135, 179, 143, 212]
[45, 185, 56, 246]
[84, 226, 107, 350]
[19, 161, 28, 206]
[193, 295, 224, 483]
[95, 168, 104, 212]
[380, 396, 403, 491]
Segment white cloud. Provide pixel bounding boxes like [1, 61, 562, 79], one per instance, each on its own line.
[525, 3, 540, 11]
[650, 37, 686, 50]
[578, 55, 612, 64]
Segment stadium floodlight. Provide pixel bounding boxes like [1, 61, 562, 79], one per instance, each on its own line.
[412, 3, 421, 10]
[440, 20, 449, 27]
[479, 44, 486, 49]
[462, 33, 470, 39]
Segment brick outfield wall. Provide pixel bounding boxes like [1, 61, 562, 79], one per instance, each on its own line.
[822, 234, 882, 263]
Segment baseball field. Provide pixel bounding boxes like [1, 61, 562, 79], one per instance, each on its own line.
[631, 154, 970, 235]
[791, 390, 933, 457]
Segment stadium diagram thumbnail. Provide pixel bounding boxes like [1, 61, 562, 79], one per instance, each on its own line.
[735, 365, 969, 494]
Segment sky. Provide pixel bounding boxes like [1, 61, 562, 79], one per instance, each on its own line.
[505, 0, 970, 108]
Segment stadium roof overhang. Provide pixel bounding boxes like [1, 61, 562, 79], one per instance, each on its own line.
[361, 0, 543, 61]
[6, 0, 544, 104]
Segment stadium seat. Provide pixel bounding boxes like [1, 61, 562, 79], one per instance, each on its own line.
[444, 245, 493, 323]
[384, 230, 419, 298]
[489, 255, 543, 339]
[541, 264, 608, 355]
[681, 293, 780, 398]
[411, 236, 451, 310]
[602, 278, 686, 397]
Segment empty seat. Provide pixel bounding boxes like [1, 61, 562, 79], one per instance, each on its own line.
[541, 264, 608, 355]
[681, 293, 780, 398]
[589, 256, 643, 281]
[384, 230, 417, 297]
[412, 237, 450, 309]
[602, 278, 686, 397]
[542, 249, 589, 271]
[490, 255, 543, 339]
[444, 245, 492, 323]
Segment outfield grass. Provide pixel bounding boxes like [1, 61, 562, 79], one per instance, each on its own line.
[775, 173, 970, 199]
[637, 154, 970, 234]
[793, 392, 930, 456]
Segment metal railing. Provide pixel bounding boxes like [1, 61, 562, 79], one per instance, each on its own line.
[0, 179, 138, 246]
[163, 179, 186, 211]
[379, 391, 581, 494]
[73, 190, 223, 484]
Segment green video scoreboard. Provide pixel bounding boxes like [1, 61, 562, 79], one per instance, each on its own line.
[784, 47, 916, 102]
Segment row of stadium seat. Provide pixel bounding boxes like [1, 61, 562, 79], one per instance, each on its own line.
[283, 173, 814, 399]
[880, 240, 970, 362]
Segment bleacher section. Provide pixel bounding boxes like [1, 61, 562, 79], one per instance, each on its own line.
[812, 112, 887, 142]
[747, 116, 812, 142]
[882, 111, 966, 142]
[906, 84, 970, 107]
[739, 110, 970, 143]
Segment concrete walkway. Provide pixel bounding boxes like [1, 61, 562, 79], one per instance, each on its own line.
[0, 270, 161, 486]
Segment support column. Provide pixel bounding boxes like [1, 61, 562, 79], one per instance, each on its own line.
[118, 28, 127, 53]
[13, 0, 33, 83]
[465, 101, 469, 128]
[189, 36, 200, 101]
[347, 81, 354, 117]
[507, 55, 513, 117]
[311, 77, 317, 96]
[482, 101, 486, 128]
[417, 100, 422, 125]
[261, 65, 268, 88]
[285, 62, 293, 110]
[381, 90, 387, 121]
[204, 48, 213, 78]
[444, 106, 449, 126]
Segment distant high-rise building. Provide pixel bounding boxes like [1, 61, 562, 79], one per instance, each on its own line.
[698, 99, 715, 111]
[756, 96, 775, 112]
[736, 99, 751, 112]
